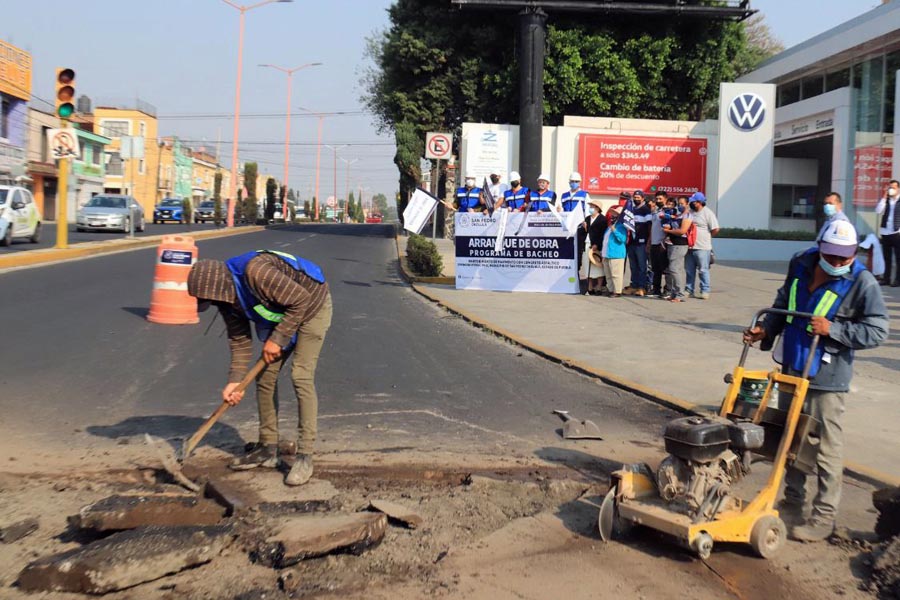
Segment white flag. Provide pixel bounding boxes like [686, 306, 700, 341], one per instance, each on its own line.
[564, 203, 585, 237]
[403, 188, 439, 234]
[494, 208, 510, 253]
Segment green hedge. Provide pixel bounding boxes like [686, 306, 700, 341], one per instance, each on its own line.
[406, 234, 443, 277]
[716, 227, 816, 241]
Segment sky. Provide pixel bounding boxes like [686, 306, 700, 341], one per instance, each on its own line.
[0, 1, 884, 203]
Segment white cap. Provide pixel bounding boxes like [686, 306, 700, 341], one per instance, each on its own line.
[569, 171, 582, 182]
[509, 171, 521, 182]
[537, 173, 550, 183]
[819, 220, 858, 258]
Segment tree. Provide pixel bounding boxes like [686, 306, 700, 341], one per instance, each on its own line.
[373, 193, 389, 216]
[243, 162, 259, 224]
[287, 188, 296, 202]
[303, 200, 311, 218]
[265, 177, 278, 222]
[363, 0, 752, 198]
[733, 14, 785, 77]
[347, 191, 356, 223]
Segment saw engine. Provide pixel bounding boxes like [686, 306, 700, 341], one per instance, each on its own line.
[656, 417, 765, 522]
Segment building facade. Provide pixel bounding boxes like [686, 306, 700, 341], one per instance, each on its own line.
[0, 39, 31, 185]
[26, 108, 59, 217]
[738, 1, 900, 236]
[71, 126, 112, 216]
[191, 151, 218, 204]
[93, 102, 160, 216]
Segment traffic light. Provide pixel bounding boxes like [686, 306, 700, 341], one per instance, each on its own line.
[55, 68, 76, 119]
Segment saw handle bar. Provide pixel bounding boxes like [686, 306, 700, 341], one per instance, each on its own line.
[738, 308, 820, 381]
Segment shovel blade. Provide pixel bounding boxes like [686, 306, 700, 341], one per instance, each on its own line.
[562, 418, 603, 440]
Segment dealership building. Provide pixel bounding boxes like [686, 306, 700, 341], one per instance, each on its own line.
[738, 0, 900, 237]
[461, 1, 899, 240]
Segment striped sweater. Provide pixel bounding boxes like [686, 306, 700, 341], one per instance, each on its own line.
[222, 253, 329, 382]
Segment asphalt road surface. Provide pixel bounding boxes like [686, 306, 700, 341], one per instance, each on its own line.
[0, 221, 245, 254]
[0, 223, 675, 467]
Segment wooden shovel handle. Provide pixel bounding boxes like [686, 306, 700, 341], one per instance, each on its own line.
[182, 357, 267, 460]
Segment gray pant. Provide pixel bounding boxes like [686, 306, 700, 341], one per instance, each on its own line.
[778, 388, 845, 521]
[255, 294, 333, 454]
[665, 245, 689, 299]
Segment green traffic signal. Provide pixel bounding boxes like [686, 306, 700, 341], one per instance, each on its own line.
[58, 104, 74, 118]
[55, 67, 76, 120]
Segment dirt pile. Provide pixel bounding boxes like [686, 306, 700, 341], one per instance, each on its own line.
[868, 486, 900, 599]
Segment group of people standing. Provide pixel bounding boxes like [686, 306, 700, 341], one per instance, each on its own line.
[454, 171, 720, 301]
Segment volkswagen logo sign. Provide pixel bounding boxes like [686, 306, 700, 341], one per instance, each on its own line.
[728, 92, 766, 132]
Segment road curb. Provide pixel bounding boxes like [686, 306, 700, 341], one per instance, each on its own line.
[0, 226, 266, 271]
[395, 236, 900, 490]
[393, 235, 455, 285]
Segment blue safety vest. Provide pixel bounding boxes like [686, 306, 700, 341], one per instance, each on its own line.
[456, 187, 482, 212]
[504, 186, 531, 210]
[529, 190, 556, 212]
[225, 250, 326, 347]
[560, 189, 587, 212]
[782, 248, 865, 377]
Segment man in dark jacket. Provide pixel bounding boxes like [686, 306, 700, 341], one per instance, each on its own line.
[624, 190, 652, 296]
[743, 221, 888, 541]
[187, 250, 332, 487]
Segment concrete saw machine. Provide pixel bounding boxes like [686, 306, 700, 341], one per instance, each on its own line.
[600, 309, 822, 559]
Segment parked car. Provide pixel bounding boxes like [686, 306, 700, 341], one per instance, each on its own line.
[194, 200, 217, 223]
[76, 194, 145, 233]
[153, 198, 184, 224]
[365, 213, 383, 224]
[0, 185, 42, 245]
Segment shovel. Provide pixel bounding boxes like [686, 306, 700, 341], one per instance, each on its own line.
[145, 357, 267, 492]
[552, 409, 603, 440]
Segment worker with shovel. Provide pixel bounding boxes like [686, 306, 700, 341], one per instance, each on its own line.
[187, 250, 332, 486]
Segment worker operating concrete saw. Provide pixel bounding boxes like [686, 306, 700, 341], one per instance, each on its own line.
[187, 250, 332, 486]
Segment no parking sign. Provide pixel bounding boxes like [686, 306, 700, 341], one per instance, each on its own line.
[425, 132, 453, 160]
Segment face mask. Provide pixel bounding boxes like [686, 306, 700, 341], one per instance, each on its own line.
[889, 188, 898, 197]
[823, 204, 837, 217]
[510, 180, 520, 188]
[465, 179, 475, 187]
[634, 198, 643, 205]
[819, 256, 851, 277]
[490, 175, 500, 184]
[589, 207, 597, 215]
[569, 182, 579, 191]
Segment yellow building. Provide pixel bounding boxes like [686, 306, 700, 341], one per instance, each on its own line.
[93, 103, 160, 216]
[191, 151, 218, 205]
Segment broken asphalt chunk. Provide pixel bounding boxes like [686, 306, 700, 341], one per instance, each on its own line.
[18, 525, 234, 594]
[368, 499, 423, 529]
[254, 512, 387, 568]
[69, 494, 225, 532]
[0, 517, 39, 543]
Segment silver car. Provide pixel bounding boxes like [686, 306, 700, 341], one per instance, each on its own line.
[76, 195, 145, 233]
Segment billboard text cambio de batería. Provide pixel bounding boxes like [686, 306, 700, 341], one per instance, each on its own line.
[578, 134, 708, 196]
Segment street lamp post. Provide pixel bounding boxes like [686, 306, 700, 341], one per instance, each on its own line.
[339, 156, 358, 222]
[325, 144, 347, 221]
[299, 107, 325, 221]
[259, 62, 322, 212]
[220, 0, 292, 228]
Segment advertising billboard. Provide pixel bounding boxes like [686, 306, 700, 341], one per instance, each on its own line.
[578, 134, 708, 196]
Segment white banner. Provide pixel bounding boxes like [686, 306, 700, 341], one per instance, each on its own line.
[403, 188, 438, 234]
[455, 213, 579, 294]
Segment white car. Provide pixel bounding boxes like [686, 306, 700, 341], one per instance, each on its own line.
[0, 185, 42, 246]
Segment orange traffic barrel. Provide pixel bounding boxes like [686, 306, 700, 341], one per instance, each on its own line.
[147, 235, 199, 325]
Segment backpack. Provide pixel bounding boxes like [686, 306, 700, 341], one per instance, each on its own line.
[686, 222, 698, 248]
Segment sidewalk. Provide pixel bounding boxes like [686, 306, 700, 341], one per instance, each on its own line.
[402, 236, 900, 483]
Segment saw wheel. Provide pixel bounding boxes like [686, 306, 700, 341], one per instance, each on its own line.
[598, 488, 632, 542]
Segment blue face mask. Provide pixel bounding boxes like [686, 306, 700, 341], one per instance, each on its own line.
[823, 204, 837, 217]
[569, 182, 579, 191]
[819, 256, 851, 277]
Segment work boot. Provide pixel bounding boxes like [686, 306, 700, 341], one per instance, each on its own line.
[790, 517, 835, 542]
[698, 292, 710, 300]
[229, 443, 278, 471]
[285, 454, 313, 486]
[775, 498, 804, 526]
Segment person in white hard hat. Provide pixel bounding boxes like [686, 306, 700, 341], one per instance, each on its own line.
[560, 171, 590, 281]
[529, 173, 555, 213]
[502, 171, 530, 212]
[455, 172, 483, 213]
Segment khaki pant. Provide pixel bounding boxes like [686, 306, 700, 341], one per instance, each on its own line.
[778, 388, 845, 521]
[255, 294, 333, 454]
[603, 258, 625, 293]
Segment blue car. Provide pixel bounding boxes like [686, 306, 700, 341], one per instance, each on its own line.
[153, 198, 184, 224]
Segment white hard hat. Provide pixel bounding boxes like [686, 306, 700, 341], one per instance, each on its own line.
[569, 171, 582, 181]
[509, 171, 521, 182]
[537, 173, 550, 183]
[465, 173, 476, 180]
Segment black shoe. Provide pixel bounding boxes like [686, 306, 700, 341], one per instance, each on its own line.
[230, 443, 278, 470]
